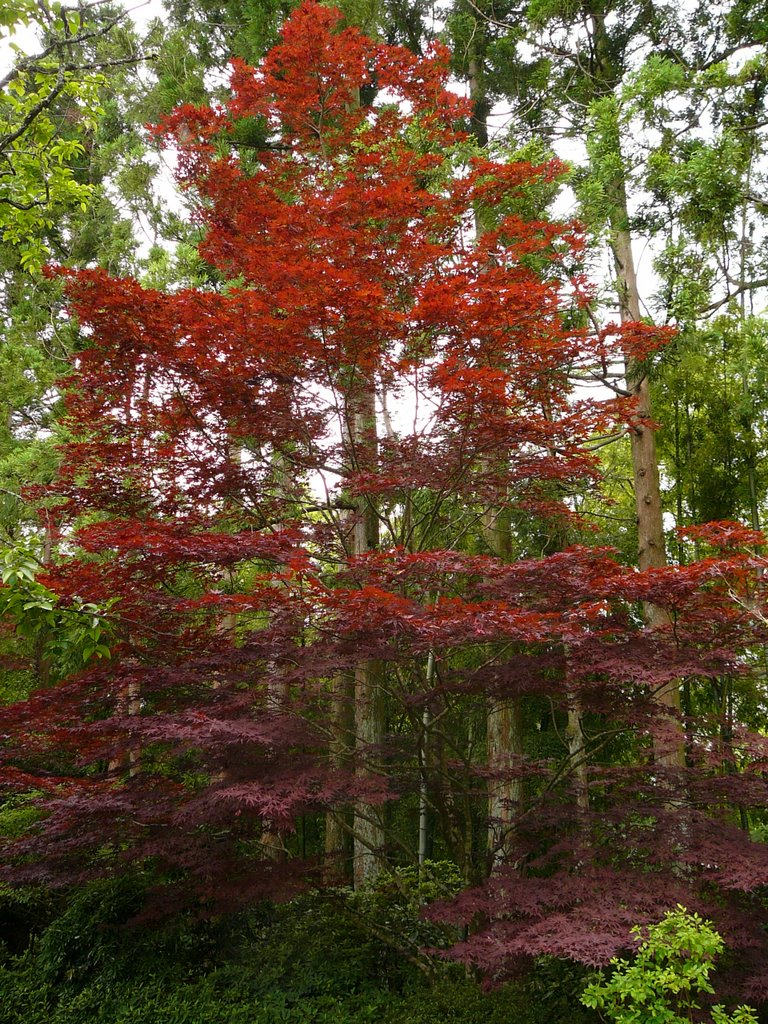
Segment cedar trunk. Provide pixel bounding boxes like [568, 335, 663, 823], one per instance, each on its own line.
[348, 383, 386, 886]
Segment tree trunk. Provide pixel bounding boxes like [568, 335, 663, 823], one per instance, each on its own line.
[611, 218, 669, 579]
[353, 657, 386, 886]
[467, 52, 527, 867]
[610, 212, 684, 752]
[585, 8, 683, 760]
[418, 651, 436, 869]
[324, 670, 355, 883]
[486, 694, 525, 866]
[347, 381, 387, 887]
[565, 691, 590, 817]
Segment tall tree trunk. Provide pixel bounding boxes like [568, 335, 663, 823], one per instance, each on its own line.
[483, 478, 525, 866]
[324, 670, 355, 883]
[353, 657, 386, 885]
[261, 666, 290, 861]
[418, 651, 436, 869]
[565, 690, 590, 817]
[587, 8, 683, 763]
[611, 215, 668, 575]
[467, 52, 527, 867]
[610, 201, 684, 753]
[347, 381, 386, 887]
[486, 690, 525, 865]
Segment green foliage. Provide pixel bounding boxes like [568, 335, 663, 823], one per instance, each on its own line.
[353, 858, 464, 913]
[340, 860, 465, 969]
[522, 957, 598, 1024]
[0, 964, 538, 1024]
[35, 875, 211, 989]
[0, 879, 542, 1024]
[0, 545, 56, 621]
[0, 26, 106, 271]
[140, 241, 215, 291]
[0, 2, 151, 666]
[142, 27, 210, 118]
[576, 94, 629, 232]
[0, 2, 39, 34]
[0, 543, 117, 680]
[525, 0, 582, 27]
[653, 315, 768, 529]
[580, 908, 758, 1024]
[0, 790, 45, 839]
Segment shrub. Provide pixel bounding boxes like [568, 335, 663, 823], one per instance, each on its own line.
[580, 907, 759, 1024]
[0, 877, 547, 1024]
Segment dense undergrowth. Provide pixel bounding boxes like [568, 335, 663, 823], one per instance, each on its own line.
[0, 870, 598, 1024]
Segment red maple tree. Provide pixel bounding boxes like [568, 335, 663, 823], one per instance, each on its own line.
[3, 0, 768, 996]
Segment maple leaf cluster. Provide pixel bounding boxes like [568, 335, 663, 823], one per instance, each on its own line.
[3, 0, 768, 999]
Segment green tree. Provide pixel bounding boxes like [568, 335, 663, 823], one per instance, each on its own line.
[581, 908, 758, 1024]
[0, 1, 146, 270]
[0, 3, 166, 698]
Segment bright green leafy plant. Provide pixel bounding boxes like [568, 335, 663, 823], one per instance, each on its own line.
[580, 907, 758, 1024]
[0, 544, 116, 676]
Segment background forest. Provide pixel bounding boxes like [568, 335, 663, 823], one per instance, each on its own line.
[3, 0, 768, 1022]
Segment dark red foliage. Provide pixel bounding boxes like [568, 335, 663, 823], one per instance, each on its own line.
[3, 0, 768, 997]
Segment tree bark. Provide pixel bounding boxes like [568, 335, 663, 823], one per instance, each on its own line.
[347, 381, 387, 887]
[467, 51, 527, 867]
[586, 7, 683, 763]
[418, 651, 436, 868]
[610, 211, 684, 746]
[353, 656, 386, 886]
[324, 670, 355, 883]
[486, 692, 525, 865]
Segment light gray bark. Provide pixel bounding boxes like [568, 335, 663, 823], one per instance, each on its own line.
[348, 382, 387, 887]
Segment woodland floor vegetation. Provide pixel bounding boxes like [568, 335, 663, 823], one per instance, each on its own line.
[0, 873, 597, 1024]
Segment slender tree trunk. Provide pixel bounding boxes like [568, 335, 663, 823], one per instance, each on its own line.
[610, 212, 683, 742]
[108, 367, 152, 777]
[483, 488, 525, 866]
[565, 690, 589, 817]
[261, 666, 290, 861]
[346, 381, 387, 887]
[612, 223, 671, 584]
[486, 693, 525, 865]
[353, 657, 386, 885]
[324, 670, 355, 883]
[674, 396, 685, 564]
[418, 650, 436, 869]
[564, 689, 591, 864]
[467, 53, 527, 867]
[108, 669, 141, 778]
[585, 12, 683, 760]
[33, 523, 54, 687]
